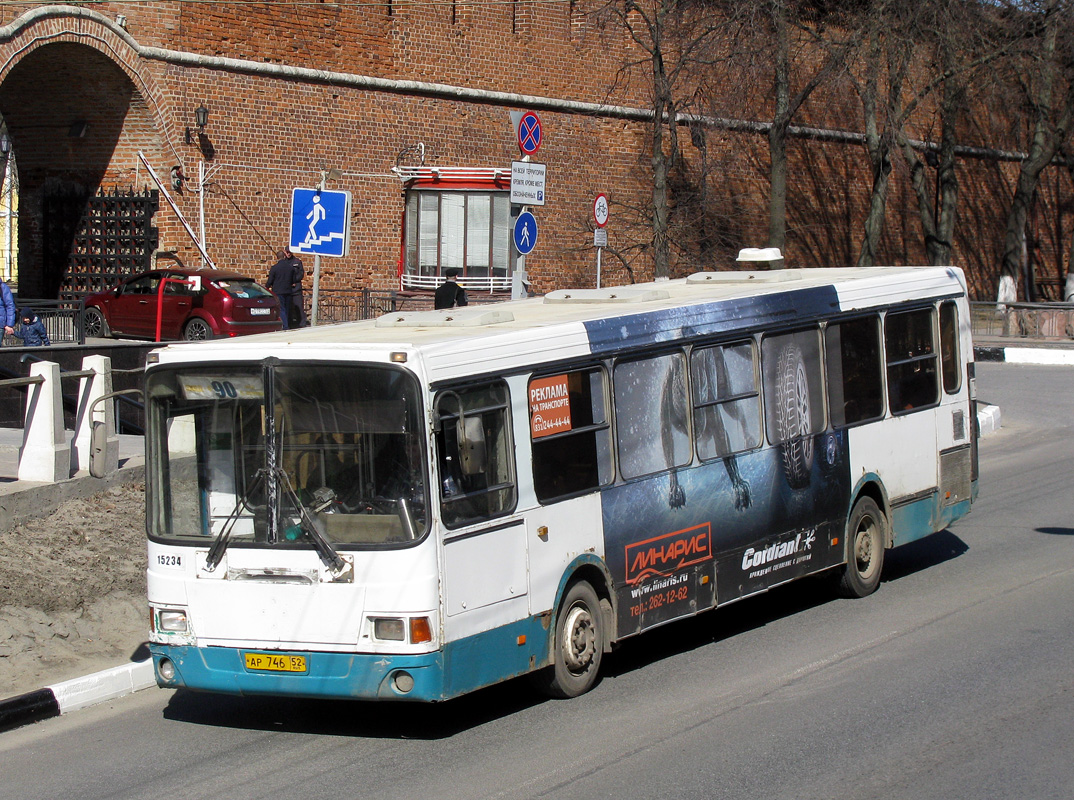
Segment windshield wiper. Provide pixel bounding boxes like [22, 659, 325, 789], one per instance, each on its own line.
[275, 469, 349, 578]
[205, 468, 267, 571]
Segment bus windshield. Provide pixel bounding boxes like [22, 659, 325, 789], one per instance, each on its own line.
[146, 363, 428, 548]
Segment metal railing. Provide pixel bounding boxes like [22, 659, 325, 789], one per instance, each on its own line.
[315, 287, 510, 324]
[0, 355, 131, 482]
[971, 301, 1074, 340]
[16, 354, 144, 434]
[1, 297, 85, 346]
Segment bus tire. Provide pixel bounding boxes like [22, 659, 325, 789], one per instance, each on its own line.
[775, 342, 814, 489]
[535, 580, 604, 699]
[837, 496, 886, 598]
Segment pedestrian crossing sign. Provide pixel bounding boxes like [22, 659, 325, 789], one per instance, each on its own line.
[289, 188, 351, 258]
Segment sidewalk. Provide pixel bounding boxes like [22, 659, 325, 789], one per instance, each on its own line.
[0, 432, 150, 733]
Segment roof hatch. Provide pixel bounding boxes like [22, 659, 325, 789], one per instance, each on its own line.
[375, 308, 515, 328]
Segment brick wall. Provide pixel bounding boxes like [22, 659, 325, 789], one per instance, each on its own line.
[0, 3, 1068, 301]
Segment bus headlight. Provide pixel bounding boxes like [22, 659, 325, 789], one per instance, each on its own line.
[372, 617, 405, 641]
[158, 609, 189, 633]
[371, 616, 433, 644]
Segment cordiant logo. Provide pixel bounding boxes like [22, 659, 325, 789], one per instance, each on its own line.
[741, 529, 816, 571]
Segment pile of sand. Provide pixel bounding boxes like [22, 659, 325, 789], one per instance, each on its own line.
[0, 482, 148, 699]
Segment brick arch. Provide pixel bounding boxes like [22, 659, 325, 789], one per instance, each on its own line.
[0, 11, 175, 297]
[0, 8, 168, 135]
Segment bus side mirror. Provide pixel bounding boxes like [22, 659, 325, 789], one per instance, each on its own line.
[457, 416, 486, 476]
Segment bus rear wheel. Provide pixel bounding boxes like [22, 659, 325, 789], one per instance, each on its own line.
[837, 496, 886, 598]
[535, 580, 604, 698]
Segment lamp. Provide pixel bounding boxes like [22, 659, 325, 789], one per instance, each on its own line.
[185, 105, 210, 145]
[0, 132, 9, 155]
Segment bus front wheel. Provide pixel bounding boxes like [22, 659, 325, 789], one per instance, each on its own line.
[837, 496, 886, 598]
[535, 580, 604, 698]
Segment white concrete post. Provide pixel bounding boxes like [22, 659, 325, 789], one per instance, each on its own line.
[18, 360, 72, 482]
[74, 355, 119, 474]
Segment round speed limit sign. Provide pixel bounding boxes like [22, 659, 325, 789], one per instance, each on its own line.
[593, 193, 610, 228]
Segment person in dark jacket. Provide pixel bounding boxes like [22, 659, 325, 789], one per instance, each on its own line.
[12, 308, 50, 346]
[434, 268, 468, 310]
[266, 249, 300, 329]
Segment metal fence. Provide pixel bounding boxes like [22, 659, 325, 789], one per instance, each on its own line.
[314, 288, 510, 324]
[970, 301, 1074, 340]
[2, 297, 85, 346]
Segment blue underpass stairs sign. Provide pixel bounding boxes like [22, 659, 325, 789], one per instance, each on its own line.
[289, 188, 352, 257]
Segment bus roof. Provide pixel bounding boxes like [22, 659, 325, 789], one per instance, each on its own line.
[152, 266, 966, 384]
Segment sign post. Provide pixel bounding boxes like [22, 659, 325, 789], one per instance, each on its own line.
[289, 178, 349, 325]
[593, 194, 609, 289]
[509, 111, 546, 299]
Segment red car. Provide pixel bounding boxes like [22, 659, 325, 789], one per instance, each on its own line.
[83, 268, 283, 341]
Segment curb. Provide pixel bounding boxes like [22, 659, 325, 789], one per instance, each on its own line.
[0, 659, 155, 733]
[974, 345, 1074, 366]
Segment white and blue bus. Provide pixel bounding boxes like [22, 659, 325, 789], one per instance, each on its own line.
[146, 262, 977, 701]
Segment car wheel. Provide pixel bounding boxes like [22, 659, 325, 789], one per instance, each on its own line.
[83, 307, 111, 339]
[183, 317, 214, 341]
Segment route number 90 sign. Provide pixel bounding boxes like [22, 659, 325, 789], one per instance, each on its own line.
[593, 194, 610, 228]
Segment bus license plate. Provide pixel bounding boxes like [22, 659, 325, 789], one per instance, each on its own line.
[244, 652, 307, 672]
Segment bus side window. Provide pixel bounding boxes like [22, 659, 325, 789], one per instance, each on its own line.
[761, 328, 825, 446]
[825, 316, 884, 428]
[885, 308, 939, 414]
[613, 352, 690, 480]
[690, 341, 761, 459]
[435, 381, 516, 528]
[529, 368, 613, 502]
[939, 301, 962, 394]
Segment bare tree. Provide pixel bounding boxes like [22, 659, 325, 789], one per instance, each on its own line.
[729, 0, 861, 251]
[993, 0, 1074, 303]
[894, 0, 1012, 267]
[597, 0, 732, 278]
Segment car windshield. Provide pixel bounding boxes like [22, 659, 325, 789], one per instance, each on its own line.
[146, 363, 428, 548]
[214, 279, 273, 299]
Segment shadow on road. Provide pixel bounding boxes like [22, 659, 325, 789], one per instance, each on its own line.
[1036, 527, 1074, 536]
[162, 677, 545, 740]
[160, 528, 970, 740]
[881, 529, 969, 581]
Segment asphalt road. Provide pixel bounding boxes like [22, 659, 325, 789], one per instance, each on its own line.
[1, 361, 1071, 800]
